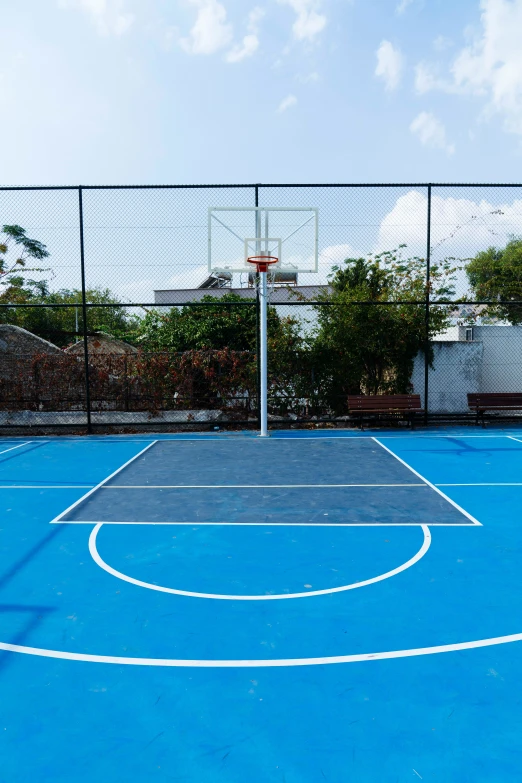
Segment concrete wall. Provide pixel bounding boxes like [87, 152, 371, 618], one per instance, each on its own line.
[412, 326, 522, 411]
[472, 325, 522, 393]
[412, 341, 483, 412]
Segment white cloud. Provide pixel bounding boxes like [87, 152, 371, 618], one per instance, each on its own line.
[58, 0, 135, 36]
[294, 244, 355, 287]
[410, 111, 455, 154]
[416, 0, 522, 138]
[396, 0, 414, 14]
[225, 34, 258, 62]
[180, 0, 233, 55]
[226, 7, 265, 63]
[375, 40, 403, 91]
[376, 190, 522, 269]
[433, 35, 453, 52]
[278, 0, 327, 42]
[277, 94, 298, 112]
[451, 0, 522, 136]
[414, 62, 451, 94]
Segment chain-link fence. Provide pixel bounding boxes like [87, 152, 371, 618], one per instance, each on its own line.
[1, 184, 522, 431]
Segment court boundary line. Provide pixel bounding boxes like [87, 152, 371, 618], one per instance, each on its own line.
[51, 520, 475, 526]
[6, 482, 520, 490]
[372, 437, 482, 526]
[101, 483, 427, 489]
[1, 629, 521, 667]
[0, 485, 95, 489]
[508, 435, 522, 445]
[0, 442, 30, 456]
[436, 483, 522, 487]
[50, 441, 157, 524]
[88, 523, 431, 600]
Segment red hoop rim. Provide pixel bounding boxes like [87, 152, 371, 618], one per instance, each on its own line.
[246, 255, 279, 273]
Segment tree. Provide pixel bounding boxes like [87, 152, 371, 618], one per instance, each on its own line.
[0, 225, 50, 296]
[310, 248, 457, 412]
[135, 292, 299, 352]
[467, 238, 522, 324]
[0, 282, 138, 347]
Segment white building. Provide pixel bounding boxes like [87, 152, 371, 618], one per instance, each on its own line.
[412, 325, 522, 412]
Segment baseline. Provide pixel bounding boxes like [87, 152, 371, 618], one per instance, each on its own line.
[88, 523, 431, 600]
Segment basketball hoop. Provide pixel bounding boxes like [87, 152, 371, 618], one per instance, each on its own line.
[246, 255, 279, 273]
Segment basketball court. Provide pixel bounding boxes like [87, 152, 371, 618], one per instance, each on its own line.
[2, 429, 522, 781]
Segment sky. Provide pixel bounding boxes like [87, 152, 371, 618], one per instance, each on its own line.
[2, 0, 522, 186]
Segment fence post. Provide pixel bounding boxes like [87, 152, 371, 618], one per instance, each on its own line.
[424, 184, 432, 425]
[255, 184, 261, 429]
[78, 187, 92, 433]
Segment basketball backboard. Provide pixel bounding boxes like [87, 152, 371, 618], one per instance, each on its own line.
[208, 207, 318, 275]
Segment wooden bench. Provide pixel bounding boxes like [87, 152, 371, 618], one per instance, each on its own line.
[347, 394, 424, 429]
[468, 393, 522, 426]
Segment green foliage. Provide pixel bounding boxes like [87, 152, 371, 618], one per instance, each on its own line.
[0, 224, 50, 289]
[467, 238, 522, 324]
[135, 293, 300, 352]
[0, 285, 137, 347]
[310, 248, 456, 411]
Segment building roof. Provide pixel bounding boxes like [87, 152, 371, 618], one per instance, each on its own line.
[153, 285, 330, 305]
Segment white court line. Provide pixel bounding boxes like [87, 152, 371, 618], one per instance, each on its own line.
[0, 442, 30, 456]
[0, 485, 94, 489]
[372, 437, 482, 526]
[1, 629, 522, 667]
[101, 483, 427, 489]
[437, 483, 522, 487]
[89, 523, 431, 600]
[50, 441, 157, 524]
[377, 435, 515, 439]
[508, 436, 522, 445]
[52, 520, 474, 527]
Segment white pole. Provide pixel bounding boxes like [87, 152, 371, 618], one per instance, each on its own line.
[259, 268, 269, 437]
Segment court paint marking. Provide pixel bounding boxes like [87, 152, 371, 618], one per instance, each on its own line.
[50, 441, 157, 524]
[0, 442, 31, 456]
[0, 485, 95, 489]
[52, 520, 474, 527]
[89, 523, 431, 601]
[508, 436, 522, 445]
[102, 484, 427, 489]
[437, 483, 522, 487]
[1, 630, 522, 667]
[372, 438, 482, 526]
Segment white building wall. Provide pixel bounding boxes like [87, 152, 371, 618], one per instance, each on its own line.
[412, 341, 483, 412]
[412, 325, 522, 412]
[472, 325, 522, 392]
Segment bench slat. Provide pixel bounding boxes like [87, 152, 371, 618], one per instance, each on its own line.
[348, 395, 422, 412]
[468, 393, 522, 410]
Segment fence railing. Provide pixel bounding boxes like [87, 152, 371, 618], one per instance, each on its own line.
[1, 183, 522, 430]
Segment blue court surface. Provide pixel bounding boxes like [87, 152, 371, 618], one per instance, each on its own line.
[1, 430, 522, 781]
